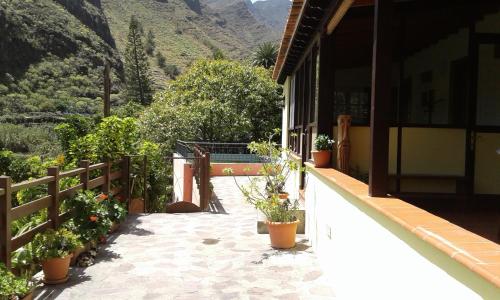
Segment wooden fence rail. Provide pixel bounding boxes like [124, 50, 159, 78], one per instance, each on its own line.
[0, 156, 131, 269]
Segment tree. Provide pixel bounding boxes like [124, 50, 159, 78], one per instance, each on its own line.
[145, 30, 156, 56]
[124, 15, 153, 105]
[140, 59, 283, 153]
[156, 52, 166, 68]
[252, 42, 279, 69]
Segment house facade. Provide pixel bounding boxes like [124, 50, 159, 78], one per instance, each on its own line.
[274, 0, 500, 298]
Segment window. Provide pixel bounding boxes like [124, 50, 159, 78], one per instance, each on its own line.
[333, 89, 371, 125]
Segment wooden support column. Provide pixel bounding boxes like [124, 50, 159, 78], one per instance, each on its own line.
[369, 0, 394, 197]
[102, 160, 111, 195]
[47, 167, 60, 229]
[143, 156, 148, 213]
[80, 160, 90, 190]
[317, 33, 335, 138]
[121, 156, 131, 208]
[0, 176, 12, 269]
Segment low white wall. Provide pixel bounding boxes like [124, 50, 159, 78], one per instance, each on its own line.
[302, 169, 496, 299]
[172, 153, 186, 203]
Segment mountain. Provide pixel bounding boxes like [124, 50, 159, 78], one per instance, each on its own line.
[101, 0, 290, 86]
[0, 0, 291, 119]
[250, 0, 290, 31]
[0, 0, 123, 119]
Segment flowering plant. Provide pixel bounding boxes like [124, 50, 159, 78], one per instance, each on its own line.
[314, 134, 335, 151]
[103, 194, 127, 223]
[66, 191, 111, 243]
[224, 129, 302, 222]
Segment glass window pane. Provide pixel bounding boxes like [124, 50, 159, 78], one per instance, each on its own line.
[476, 44, 500, 126]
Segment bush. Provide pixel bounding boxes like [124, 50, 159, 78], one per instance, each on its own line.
[32, 228, 82, 261]
[103, 194, 127, 223]
[65, 191, 112, 244]
[0, 263, 32, 299]
[0, 123, 61, 155]
[69, 116, 139, 162]
[140, 59, 283, 153]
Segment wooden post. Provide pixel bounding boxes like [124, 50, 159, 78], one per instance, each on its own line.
[102, 160, 111, 195]
[143, 155, 148, 213]
[202, 152, 210, 210]
[317, 33, 335, 138]
[369, 0, 393, 197]
[104, 61, 111, 117]
[47, 167, 60, 229]
[121, 156, 131, 208]
[80, 160, 90, 190]
[0, 176, 12, 269]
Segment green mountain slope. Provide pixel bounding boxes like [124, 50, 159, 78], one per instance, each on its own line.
[101, 0, 283, 86]
[0, 0, 123, 119]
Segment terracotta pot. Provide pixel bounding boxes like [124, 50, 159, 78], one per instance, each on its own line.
[129, 197, 144, 214]
[311, 150, 331, 168]
[21, 291, 33, 300]
[278, 193, 289, 200]
[41, 255, 72, 284]
[266, 220, 299, 249]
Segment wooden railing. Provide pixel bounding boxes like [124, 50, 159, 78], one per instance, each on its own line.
[0, 157, 131, 269]
[192, 145, 211, 211]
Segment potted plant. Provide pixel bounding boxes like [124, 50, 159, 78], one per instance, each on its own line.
[32, 228, 81, 284]
[311, 134, 334, 168]
[0, 263, 34, 300]
[67, 191, 112, 247]
[102, 193, 128, 233]
[224, 129, 302, 249]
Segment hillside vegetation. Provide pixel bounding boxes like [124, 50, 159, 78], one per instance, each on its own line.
[0, 0, 123, 121]
[101, 0, 289, 86]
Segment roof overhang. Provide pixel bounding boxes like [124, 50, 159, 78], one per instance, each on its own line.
[273, 0, 374, 84]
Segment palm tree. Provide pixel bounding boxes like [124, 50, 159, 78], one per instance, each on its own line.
[252, 42, 279, 69]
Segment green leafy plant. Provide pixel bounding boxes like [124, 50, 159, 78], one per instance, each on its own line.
[32, 228, 82, 261]
[224, 129, 302, 222]
[140, 59, 283, 153]
[314, 134, 335, 151]
[66, 191, 112, 244]
[103, 194, 128, 223]
[0, 263, 33, 299]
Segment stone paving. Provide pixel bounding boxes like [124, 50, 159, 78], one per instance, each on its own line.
[35, 177, 335, 300]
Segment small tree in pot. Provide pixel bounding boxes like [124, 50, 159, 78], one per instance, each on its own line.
[32, 228, 81, 284]
[311, 134, 335, 168]
[224, 129, 303, 249]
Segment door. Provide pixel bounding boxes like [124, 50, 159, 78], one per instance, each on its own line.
[472, 38, 500, 202]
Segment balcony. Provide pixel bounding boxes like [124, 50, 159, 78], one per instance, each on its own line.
[34, 177, 335, 299]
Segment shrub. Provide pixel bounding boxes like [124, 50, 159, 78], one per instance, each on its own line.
[103, 194, 127, 223]
[65, 191, 112, 244]
[140, 59, 283, 153]
[0, 263, 32, 299]
[32, 228, 82, 261]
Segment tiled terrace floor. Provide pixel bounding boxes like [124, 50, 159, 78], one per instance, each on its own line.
[35, 177, 335, 300]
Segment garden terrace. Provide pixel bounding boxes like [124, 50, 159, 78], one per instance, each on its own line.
[33, 177, 334, 299]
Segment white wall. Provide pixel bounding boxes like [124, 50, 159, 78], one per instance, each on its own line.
[172, 153, 187, 202]
[302, 169, 496, 299]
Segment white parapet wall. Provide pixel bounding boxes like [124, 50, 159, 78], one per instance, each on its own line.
[301, 167, 499, 299]
[172, 153, 187, 203]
